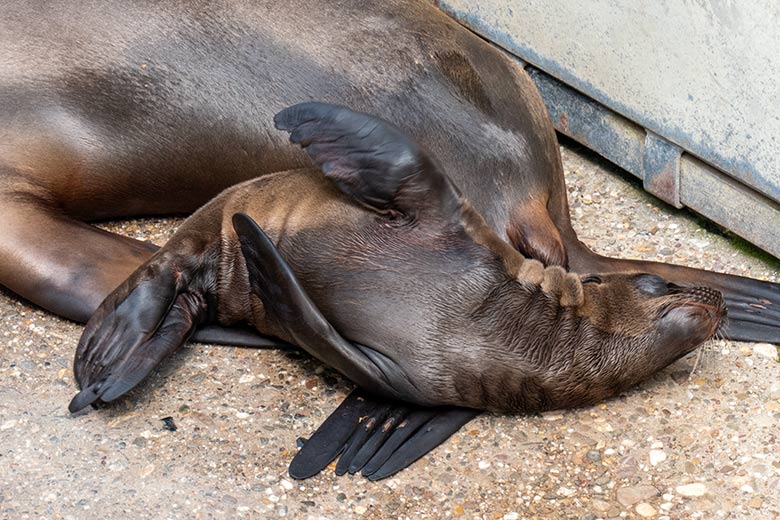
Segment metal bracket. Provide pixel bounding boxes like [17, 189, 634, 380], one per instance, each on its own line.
[643, 132, 682, 208]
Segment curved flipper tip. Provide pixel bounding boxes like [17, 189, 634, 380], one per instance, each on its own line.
[68, 384, 101, 413]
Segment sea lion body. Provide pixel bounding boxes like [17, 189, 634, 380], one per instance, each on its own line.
[2, 0, 775, 344]
[0, 0, 567, 322]
[70, 104, 725, 415]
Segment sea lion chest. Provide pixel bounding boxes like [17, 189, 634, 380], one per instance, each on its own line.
[215, 169, 505, 375]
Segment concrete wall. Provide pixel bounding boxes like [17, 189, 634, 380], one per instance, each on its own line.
[439, 0, 780, 258]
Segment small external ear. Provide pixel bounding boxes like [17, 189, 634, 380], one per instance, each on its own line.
[274, 102, 462, 219]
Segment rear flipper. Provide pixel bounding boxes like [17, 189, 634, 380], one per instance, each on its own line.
[289, 390, 480, 481]
[569, 244, 780, 343]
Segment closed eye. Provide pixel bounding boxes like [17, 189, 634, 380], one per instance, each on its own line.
[581, 274, 603, 284]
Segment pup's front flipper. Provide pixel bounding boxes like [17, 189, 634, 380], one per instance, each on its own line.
[290, 389, 479, 481]
[233, 213, 420, 400]
[69, 255, 212, 413]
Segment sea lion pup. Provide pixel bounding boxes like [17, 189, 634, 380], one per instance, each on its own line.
[69, 104, 725, 478]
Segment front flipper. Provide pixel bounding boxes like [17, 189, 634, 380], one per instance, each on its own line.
[232, 213, 420, 401]
[69, 258, 209, 412]
[274, 102, 463, 219]
[290, 390, 480, 481]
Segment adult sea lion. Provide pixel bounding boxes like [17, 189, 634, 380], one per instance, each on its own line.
[0, 0, 776, 477]
[69, 103, 726, 481]
[0, 0, 776, 339]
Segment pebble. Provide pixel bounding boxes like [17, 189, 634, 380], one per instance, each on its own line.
[649, 449, 667, 466]
[353, 505, 367, 514]
[616, 485, 659, 506]
[675, 483, 707, 497]
[635, 503, 657, 517]
[478, 460, 491, 470]
[753, 343, 779, 361]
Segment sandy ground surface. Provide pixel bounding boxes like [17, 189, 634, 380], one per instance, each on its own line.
[1, 142, 779, 520]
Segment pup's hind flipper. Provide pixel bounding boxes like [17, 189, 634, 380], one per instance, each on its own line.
[289, 389, 479, 480]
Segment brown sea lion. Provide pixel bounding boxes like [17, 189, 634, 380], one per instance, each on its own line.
[0, 0, 775, 478]
[0, 0, 775, 339]
[69, 103, 725, 479]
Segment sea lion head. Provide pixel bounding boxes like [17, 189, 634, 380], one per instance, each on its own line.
[579, 272, 725, 362]
[471, 268, 726, 413]
[545, 271, 727, 408]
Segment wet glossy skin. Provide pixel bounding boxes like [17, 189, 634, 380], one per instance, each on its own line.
[0, 0, 776, 338]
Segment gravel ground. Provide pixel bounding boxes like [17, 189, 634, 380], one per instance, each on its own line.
[1, 142, 779, 520]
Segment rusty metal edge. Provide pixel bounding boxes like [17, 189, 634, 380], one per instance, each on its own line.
[521, 63, 779, 259]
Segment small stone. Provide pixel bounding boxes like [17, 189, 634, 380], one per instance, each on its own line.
[478, 460, 491, 470]
[635, 503, 657, 517]
[502, 514, 519, 520]
[586, 450, 601, 461]
[753, 343, 779, 361]
[453, 504, 464, 515]
[280, 479, 293, 491]
[591, 499, 611, 512]
[0, 420, 17, 430]
[353, 505, 367, 515]
[558, 486, 576, 497]
[616, 485, 660, 506]
[740, 484, 754, 493]
[675, 483, 707, 497]
[649, 449, 667, 466]
[161, 416, 177, 432]
[749, 497, 763, 509]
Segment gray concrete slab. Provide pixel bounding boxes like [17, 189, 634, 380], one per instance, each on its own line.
[1, 143, 778, 519]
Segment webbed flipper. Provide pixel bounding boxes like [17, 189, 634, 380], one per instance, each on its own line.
[290, 389, 480, 481]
